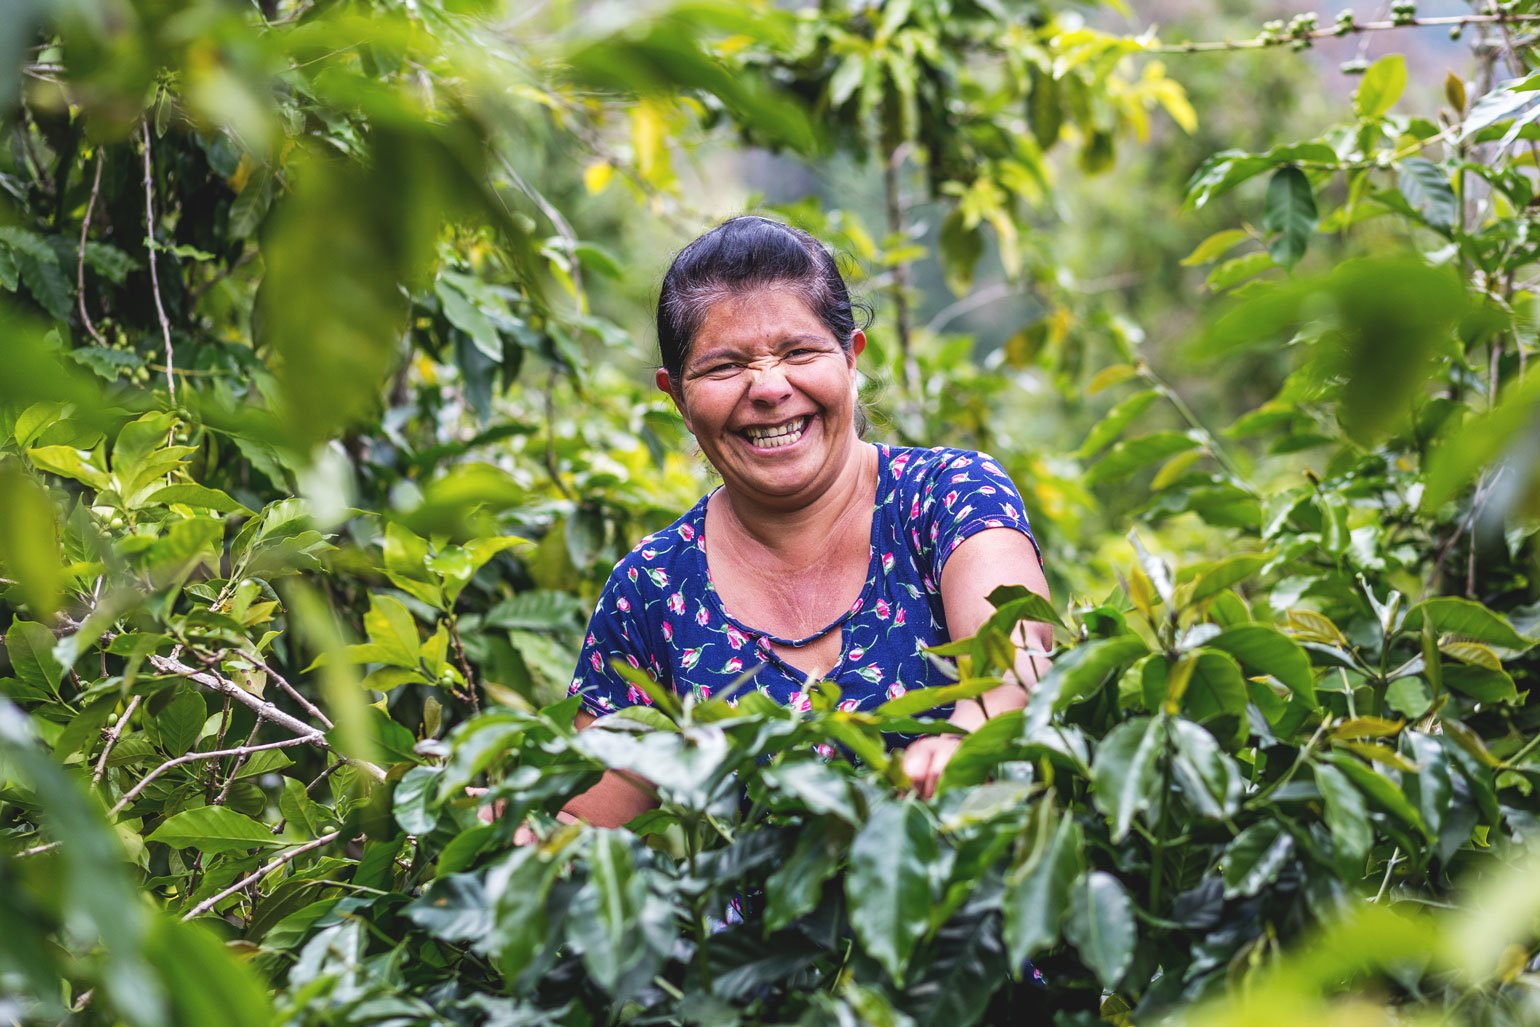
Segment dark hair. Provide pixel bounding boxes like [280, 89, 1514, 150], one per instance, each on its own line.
[656, 216, 872, 389]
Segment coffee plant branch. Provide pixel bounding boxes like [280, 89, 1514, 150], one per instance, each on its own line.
[1148, 11, 1540, 54]
[181, 829, 343, 921]
[75, 151, 107, 347]
[106, 735, 320, 818]
[139, 120, 176, 402]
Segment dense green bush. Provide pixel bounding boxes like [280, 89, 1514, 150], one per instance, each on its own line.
[4, 1, 1540, 1025]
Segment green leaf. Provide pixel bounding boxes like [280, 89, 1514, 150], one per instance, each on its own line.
[279, 777, 322, 837]
[157, 690, 207, 756]
[27, 444, 110, 490]
[0, 468, 62, 617]
[1396, 158, 1457, 231]
[1208, 625, 1316, 705]
[1191, 553, 1270, 603]
[1064, 871, 1135, 989]
[1221, 820, 1294, 898]
[1169, 718, 1243, 818]
[146, 806, 285, 853]
[146, 484, 253, 515]
[6, 619, 63, 697]
[1179, 228, 1250, 267]
[1314, 762, 1372, 872]
[766, 819, 841, 932]
[1263, 166, 1318, 268]
[144, 917, 275, 1027]
[363, 593, 423, 667]
[1183, 650, 1249, 722]
[568, 831, 649, 993]
[1355, 54, 1406, 119]
[1003, 806, 1083, 965]
[1090, 716, 1165, 841]
[1207, 251, 1277, 292]
[1035, 636, 1149, 715]
[1086, 432, 1200, 484]
[1076, 390, 1159, 459]
[1328, 754, 1430, 839]
[492, 844, 568, 981]
[1402, 597, 1532, 650]
[847, 800, 936, 985]
[1441, 664, 1519, 702]
[1423, 373, 1540, 511]
[383, 523, 443, 609]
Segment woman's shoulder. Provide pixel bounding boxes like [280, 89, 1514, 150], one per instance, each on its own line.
[603, 491, 712, 592]
[882, 444, 1014, 491]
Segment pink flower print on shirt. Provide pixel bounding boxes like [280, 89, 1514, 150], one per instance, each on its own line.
[725, 624, 747, 649]
[627, 566, 638, 582]
[645, 568, 669, 588]
[887, 682, 907, 700]
[848, 646, 866, 661]
[875, 598, 891, 620]
[854, 665, 883, 685]
[910, 495, 921, 520]
[787, 691, 812, 712]
[850, 598, 863, 614]
[694, 684, 711, 701]
[892, 452, 911, 476]
[681, 648, 701, 670]
[723, 657, 743, 674]
[679, 522, 695, 541]
[951, 472, 968, 483]
[983, 461, 1003, 476]
[589, 652, 602, 672]
[923, 575, 936, 594]
[944, 489, 958, 510]
[986, 519, 1002, 528]
[696, 604, 710, 627]
[641, 548, 657, 561]
[625, 654, 639, 669]
[667, 592, 685, 615]
[979, 485, 996, 496]
[586, 633, 596, 647]
[662, 621, 673, 642]
[895, 606, 906, 627]
[617, 596, 631, 613]
[627, 684, 653, 706]
[952, 457, 973, 468]
[882, 552, 895, 574]
[838, 698, 861, 712]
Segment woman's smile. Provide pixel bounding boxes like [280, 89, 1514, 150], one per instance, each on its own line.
[659, 287, 866, 504]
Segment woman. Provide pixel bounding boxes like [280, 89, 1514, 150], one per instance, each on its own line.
[559, 216, 1050, 828]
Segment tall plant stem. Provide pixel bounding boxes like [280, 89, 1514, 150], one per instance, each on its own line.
[141, 121, 176, 403]
[884, 148, 920, 399]
[76, 151, 107, 347]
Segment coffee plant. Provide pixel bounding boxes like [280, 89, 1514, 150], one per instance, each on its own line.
[2, 1, 1540, 1025]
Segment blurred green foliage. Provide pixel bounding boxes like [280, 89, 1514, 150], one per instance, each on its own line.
[3, 0, 1540, 1024]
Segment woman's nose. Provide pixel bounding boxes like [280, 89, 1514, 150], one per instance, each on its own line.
[745, 358, 792, 401]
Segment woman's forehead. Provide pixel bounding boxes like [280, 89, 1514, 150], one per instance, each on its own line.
[693, 288, 829, 348]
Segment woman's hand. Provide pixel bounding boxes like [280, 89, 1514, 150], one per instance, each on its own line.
[902, 734, 964, 800]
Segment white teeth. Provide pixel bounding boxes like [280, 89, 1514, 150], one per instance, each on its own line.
[743, 416, 809, 448]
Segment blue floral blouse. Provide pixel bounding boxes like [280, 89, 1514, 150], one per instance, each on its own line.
[567, 445, 1039, 726]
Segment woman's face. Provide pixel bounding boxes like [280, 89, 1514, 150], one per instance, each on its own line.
[656, 287, 865, 509]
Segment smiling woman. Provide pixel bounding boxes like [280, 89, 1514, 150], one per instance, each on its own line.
[557, 216, 1052, 828]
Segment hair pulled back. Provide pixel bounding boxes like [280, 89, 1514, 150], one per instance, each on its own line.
[656, 216, 872, 389]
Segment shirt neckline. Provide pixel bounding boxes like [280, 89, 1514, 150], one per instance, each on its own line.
[691, 443, 888, 659]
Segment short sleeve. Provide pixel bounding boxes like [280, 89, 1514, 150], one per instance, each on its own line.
[914, 449, 1040, 579]
[567, 557, 668, 718]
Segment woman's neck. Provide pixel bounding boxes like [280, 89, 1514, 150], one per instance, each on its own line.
[711, 440, 878, 568]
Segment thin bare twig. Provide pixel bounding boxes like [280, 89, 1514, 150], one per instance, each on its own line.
[107, 736, 320, 817]
[91, 694, 142, 785]
[76, 152, 107, 347]
[212, 718, 264, 806]
[1148, 12, 1540, 53]
[181, 830, 341, 921]
[235, 650, 334, 729]
[16, 841, 61, 858]
[883, 147, 920, 398]
[141, 121, 176, 402]
[447, 616, 479, 713]
[543, 367, 574, 500]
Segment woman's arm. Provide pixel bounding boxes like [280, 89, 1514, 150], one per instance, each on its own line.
[901, 528, 1051, 798]
[561, 710, 661, 828]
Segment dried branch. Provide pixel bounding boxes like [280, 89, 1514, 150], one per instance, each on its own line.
[181, 830, 342, 921]
[143, 652, 385, 781]
[141, 121, 177, 402]
[76, 151, 108, 347]
[447, 616, 479, 713]
[91, 694, 142, 785]
[107, 735, 319, 817]
[236, 649, 334, 729]
[212, 718, 264, 806]
[1149, 12, 1540, 54]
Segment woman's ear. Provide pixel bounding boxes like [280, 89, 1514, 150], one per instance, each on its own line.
[656, 368, 692, 431]
[849, 330, 867, 362]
